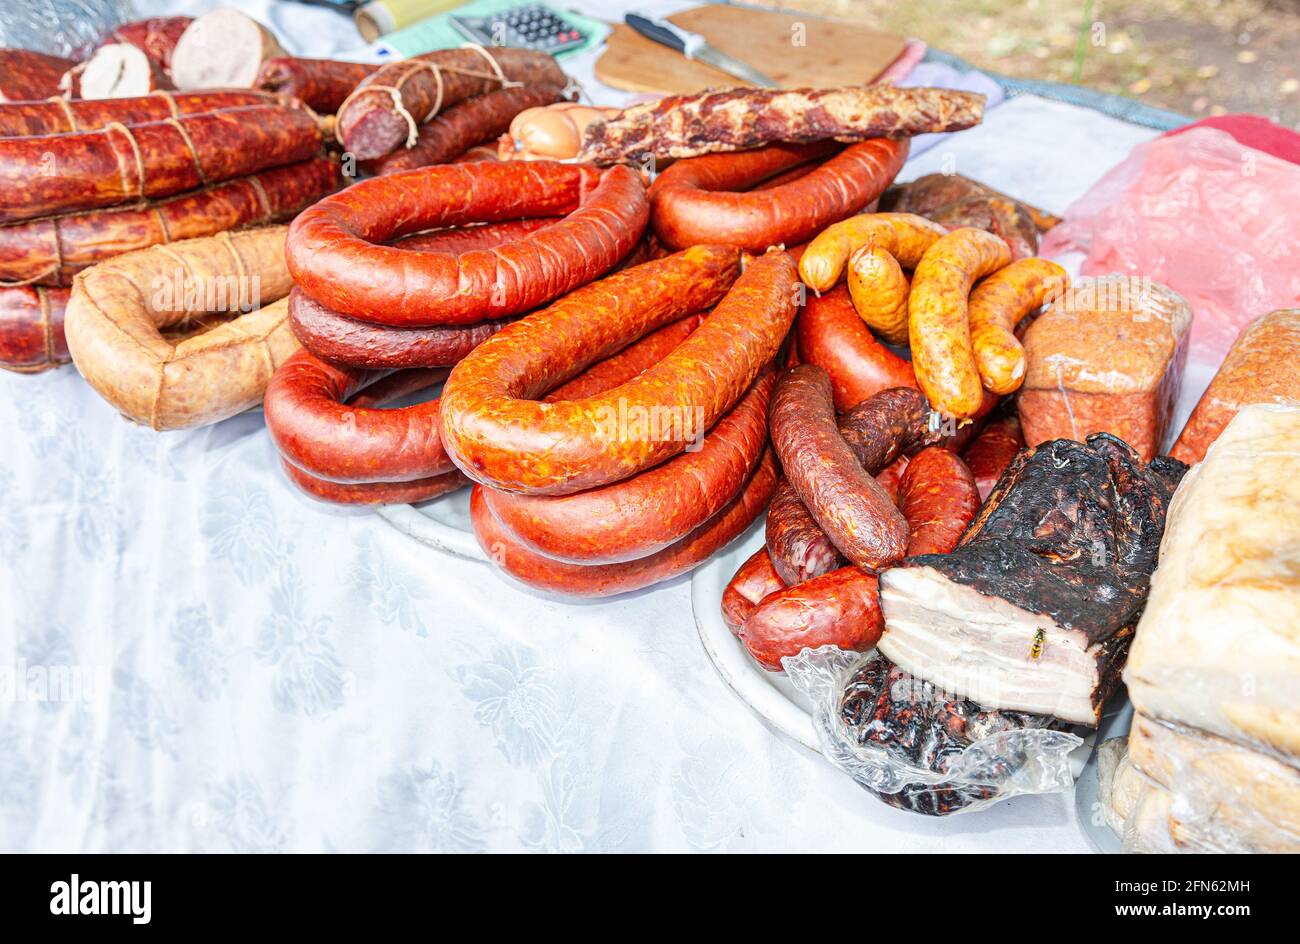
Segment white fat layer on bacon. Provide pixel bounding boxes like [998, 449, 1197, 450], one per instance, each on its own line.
[878, 565, 1104, 725]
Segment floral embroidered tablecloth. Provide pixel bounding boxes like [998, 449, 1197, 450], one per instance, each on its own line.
[0, 0, 1162, 853]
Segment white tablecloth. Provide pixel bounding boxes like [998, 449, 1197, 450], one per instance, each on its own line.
[0, 0, 1163, 852]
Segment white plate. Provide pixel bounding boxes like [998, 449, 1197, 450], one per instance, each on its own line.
[377, 487, 486, 561]
[691, 522, 820, 753]
[1073, 699, 1133, 854]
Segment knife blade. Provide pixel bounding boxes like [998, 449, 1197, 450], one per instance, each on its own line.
[625, 12, 778, 88]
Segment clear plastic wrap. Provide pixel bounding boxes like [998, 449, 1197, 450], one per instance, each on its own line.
[1018, 275, 1192, 461]
[1114, 404, 1300, 852]
[1170, 308, 1300, 464]
[1040, 127, 1300, 366]
[0, 0, 130, 60]
[1101, 718, 1300, 854]
[1124, 404, 1300, 751]
[785, 646, 1083, 816]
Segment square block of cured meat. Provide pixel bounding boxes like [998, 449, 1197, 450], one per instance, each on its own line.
[1017, 276, 1191, 462]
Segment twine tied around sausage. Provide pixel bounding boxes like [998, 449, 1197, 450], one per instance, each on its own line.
[334, 45, 527, 150]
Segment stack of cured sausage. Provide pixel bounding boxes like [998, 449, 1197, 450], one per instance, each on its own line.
[0, 88, 339, 374]
[265, 159, 652, 507]
[723, 202, 1075, 668]
[258, 78, 993, 598]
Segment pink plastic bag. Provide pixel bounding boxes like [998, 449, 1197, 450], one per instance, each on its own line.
[1041, 127, 1300, 364]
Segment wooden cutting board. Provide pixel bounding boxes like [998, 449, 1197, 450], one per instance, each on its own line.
[594, 5, 908, 95]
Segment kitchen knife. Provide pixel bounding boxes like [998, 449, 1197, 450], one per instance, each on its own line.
[624, 11, 778, 87]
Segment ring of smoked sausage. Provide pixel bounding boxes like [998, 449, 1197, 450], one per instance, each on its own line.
[64, 227, 298, 430]
[440, 247, 796, 495]
[288, 291, 511, 370]
[286, 161, 649, 326]
[266, 349, 458, 484]
[470, 450, 778, 597]
[649, 139, 908, 251]
[283, 461, 469, 505]
[482, 370, 773, 563]
[266, 310, 710, 496]
[276, 365, 469, 505]
[286, 219, 556, 369]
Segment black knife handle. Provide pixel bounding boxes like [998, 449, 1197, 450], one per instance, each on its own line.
[625, 13, 688, 54]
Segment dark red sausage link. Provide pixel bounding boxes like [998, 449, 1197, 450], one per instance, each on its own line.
[256, 57, 379, 113]
[337, 48, 567, 160]
[470, 449, 777, 598]
[796, 284, 917, 412]
[283, 461, 468, 506]
[0, 105, 322, 224]
[288, 290, 509, 370]
[770, 372, 933, 573]
[741, 441, 979, 671]
[741, 568, 883, 671]
[649, 138, 908, 251]
[766, 385, 941, 582]
[961, 412, 1024, 501]
[0, 156, 340, 287]
[482, 369, 773, 564]
[764, 477, 846, 585]
[721, 547, 786, 636]
[899, 447, 981, 555]
[0, 90, 277, 137]
[365, 85, 568, 176]
[0, 285, 69, 372]
[286, 162, 648, 326]
[0, 50, 74, 103]
[286, 221, 556, 369]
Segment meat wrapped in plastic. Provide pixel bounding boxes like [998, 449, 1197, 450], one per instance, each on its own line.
[1040, 127, 1300, 365]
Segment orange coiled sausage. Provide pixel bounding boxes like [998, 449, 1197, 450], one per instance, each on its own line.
[266, 308, 711, 499]
[482, 370, 773, 563]
[649, 139, 908, 251]
[286, 161, 649, 326]
[469, 450, 778, 598]
[440, 247, 794, 495]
